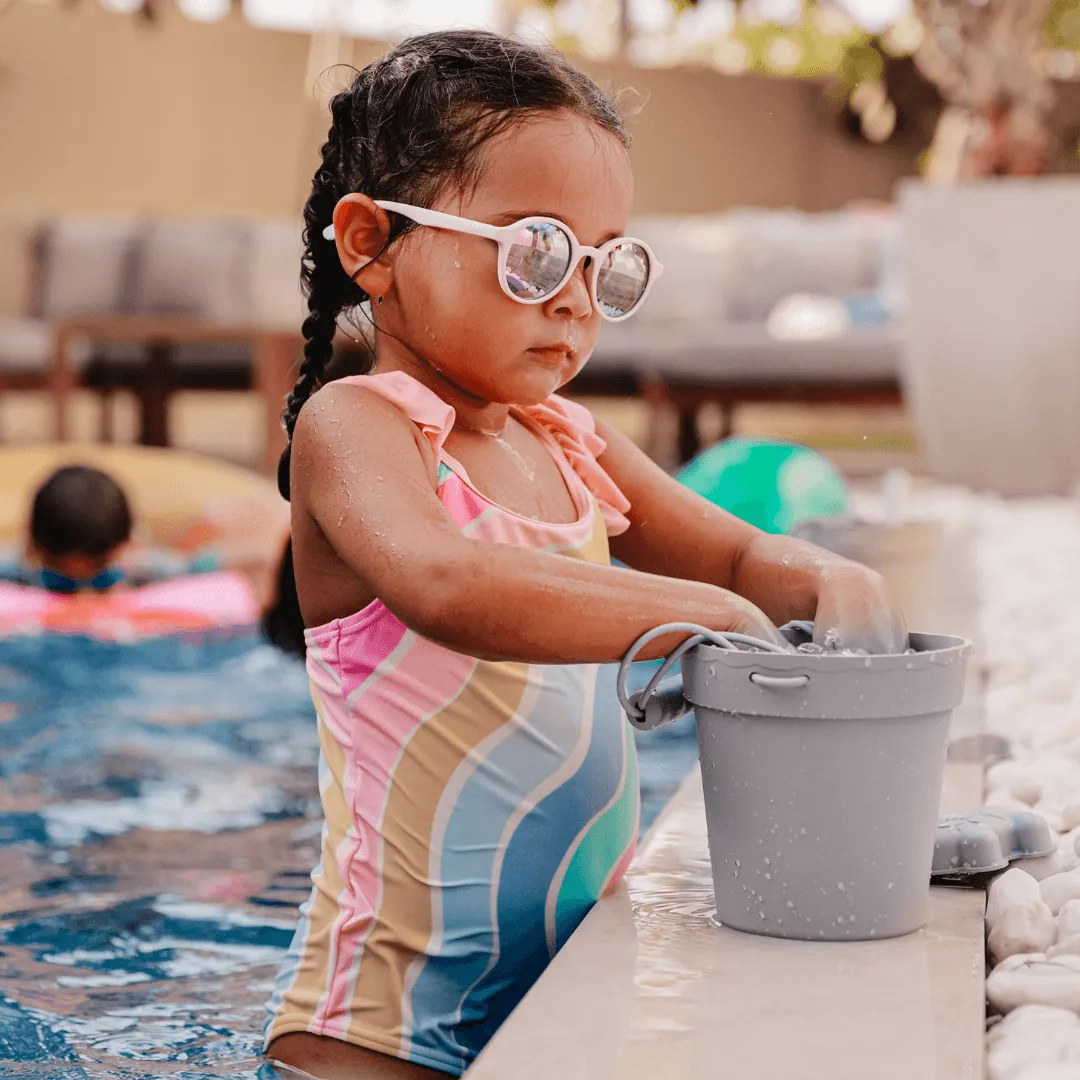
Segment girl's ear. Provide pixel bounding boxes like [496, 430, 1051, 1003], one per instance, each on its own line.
[332, 194, 394, 299]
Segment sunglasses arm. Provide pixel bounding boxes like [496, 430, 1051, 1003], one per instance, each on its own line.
[320, 200, 509, 245]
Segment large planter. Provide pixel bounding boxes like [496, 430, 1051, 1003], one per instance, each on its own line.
[902, 179, 1080, 496]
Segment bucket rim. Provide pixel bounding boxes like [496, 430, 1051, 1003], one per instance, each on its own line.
[689, 631, 971, 673]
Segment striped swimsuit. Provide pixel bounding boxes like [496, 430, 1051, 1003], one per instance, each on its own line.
[264, 371, 640, 1075]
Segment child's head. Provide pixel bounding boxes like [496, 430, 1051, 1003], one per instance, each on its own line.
[28, 466, 132, 589]
[278, 29, 634, 498]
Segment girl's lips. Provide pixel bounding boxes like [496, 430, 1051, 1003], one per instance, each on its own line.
[528, 345, 574, 362]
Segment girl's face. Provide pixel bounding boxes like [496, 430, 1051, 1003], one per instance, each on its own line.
[382, 110, 635, 406]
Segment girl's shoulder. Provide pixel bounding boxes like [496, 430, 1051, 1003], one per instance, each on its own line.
[299, 372, 454, 482]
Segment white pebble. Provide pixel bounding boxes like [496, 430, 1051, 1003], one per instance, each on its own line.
[1048, 936, 1080, 960]
[1006, 1065, 1080, 1080]
[1060, 901, 1080, 944]
[1015, 853, 1071, 883]
[1061, 802, 1080, 833]
[1056, 836, 1080, 875]
[987, 790, 1037, 813]
[989, 761, 1037, 793]
[989, 870, 1045, 931]
[1014, 776, 1046, 806]
[990, 902, 1058, 964]
[988, 954, 1080, 1014]
[1036, 803, 1067, 835]
[1041, 872, 1080, 916]
[987, 1004, 1080, 1080]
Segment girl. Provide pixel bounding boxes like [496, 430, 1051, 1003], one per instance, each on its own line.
[263, 30, 905, 1080]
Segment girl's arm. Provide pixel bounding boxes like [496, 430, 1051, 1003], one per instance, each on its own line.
[598, 418, 907, 654]
[291, 384, 788, 664]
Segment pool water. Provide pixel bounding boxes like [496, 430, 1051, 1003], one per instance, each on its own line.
[0, 634, 697, 1079]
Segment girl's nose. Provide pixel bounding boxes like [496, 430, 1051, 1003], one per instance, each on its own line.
[546, 257, 593, 320]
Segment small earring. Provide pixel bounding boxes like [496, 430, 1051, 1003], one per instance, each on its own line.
[376, 296, 384, 306]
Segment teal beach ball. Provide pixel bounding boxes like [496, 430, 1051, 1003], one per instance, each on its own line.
[676, 437, 849, 534]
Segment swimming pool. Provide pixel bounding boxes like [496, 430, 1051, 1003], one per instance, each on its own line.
[0, 634, 697, 1078]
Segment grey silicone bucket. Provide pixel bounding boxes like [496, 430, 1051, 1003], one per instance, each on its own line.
[620, 629, 971, 942]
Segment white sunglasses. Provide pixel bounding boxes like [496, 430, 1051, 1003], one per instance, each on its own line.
[323, 200, 662, 322]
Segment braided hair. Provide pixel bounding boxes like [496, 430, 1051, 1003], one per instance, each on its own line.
[264, 29, 628, 655]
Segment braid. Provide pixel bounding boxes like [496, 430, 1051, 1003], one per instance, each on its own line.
[277, 86, 372, 500]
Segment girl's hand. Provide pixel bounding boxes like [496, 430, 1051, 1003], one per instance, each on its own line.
[811, 561, 908, 655]
[725, 596, 791, 650]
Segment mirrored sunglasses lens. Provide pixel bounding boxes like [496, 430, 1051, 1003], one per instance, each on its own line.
[596, 243, 649, 318]
[505, 223, 572, 300]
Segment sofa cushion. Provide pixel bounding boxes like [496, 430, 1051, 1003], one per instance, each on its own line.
[0, 316, 51, 374]
[132, 219, 251, 324]
[33, 218, 139, 319]
[247, 219, 306, 331]
[721, 210, 883, 323]
[628, 215, 736, 323]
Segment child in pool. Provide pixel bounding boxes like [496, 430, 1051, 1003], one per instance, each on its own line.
[20, 465, 135, 593]
[4, 465, 284, 605]
[261, 30, 906, 1080]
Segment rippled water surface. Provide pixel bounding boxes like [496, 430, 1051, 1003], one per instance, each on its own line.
[0, 635, 696, 1078]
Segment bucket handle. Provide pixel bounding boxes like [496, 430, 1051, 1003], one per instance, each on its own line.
[749, 673, 810, 690]
[617, 623, 789, 733]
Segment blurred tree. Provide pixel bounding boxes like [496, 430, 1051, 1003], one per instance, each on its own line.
[911, 0, 1054, 180]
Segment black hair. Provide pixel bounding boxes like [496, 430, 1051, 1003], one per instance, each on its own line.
[261, 538, 306, 657]
[263, 29, 628, 656]
[30, 465, 133, 560]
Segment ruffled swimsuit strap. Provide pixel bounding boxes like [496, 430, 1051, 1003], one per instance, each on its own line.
[333, 371, 456, 474]
[520, 395, 632, 537]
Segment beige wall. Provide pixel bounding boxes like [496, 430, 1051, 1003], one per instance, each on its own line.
[581, 59, 915, 215]
[0, 3, 312, 219]
[0, 1, 916, 225]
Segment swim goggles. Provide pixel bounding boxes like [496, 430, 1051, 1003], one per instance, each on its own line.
[35, 566, 127, 594]
[324, 200, 662, 322]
